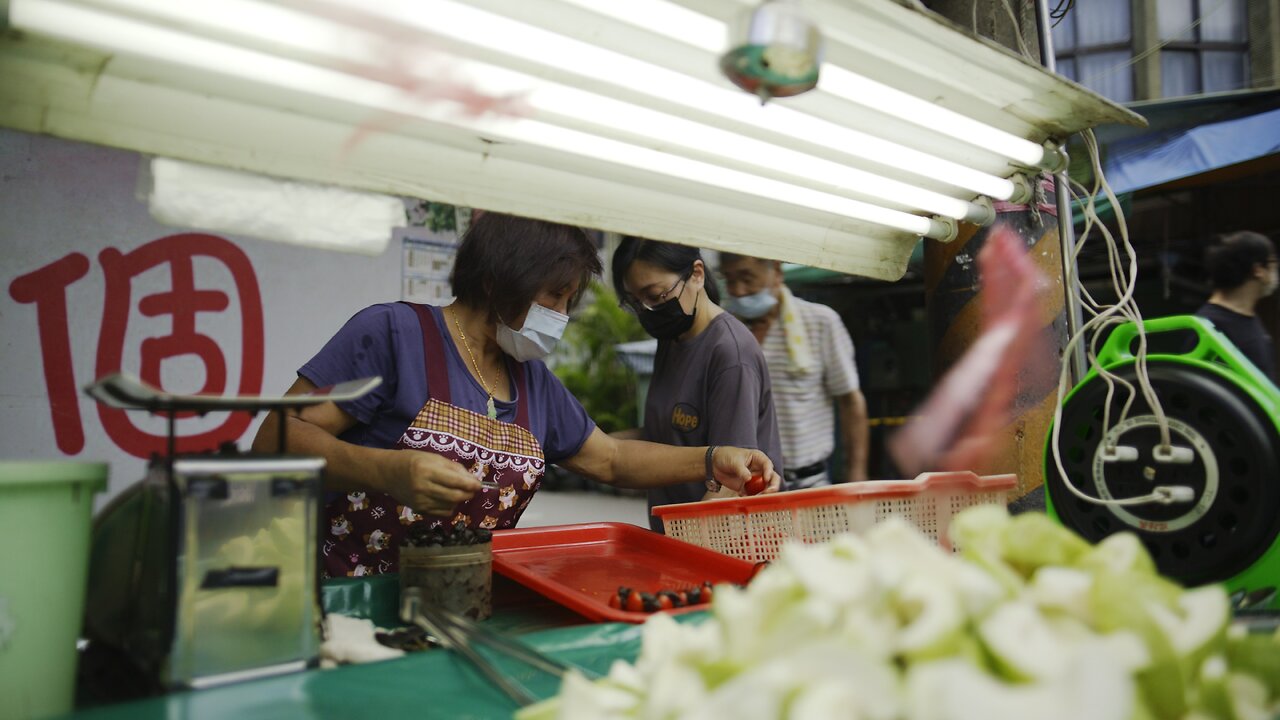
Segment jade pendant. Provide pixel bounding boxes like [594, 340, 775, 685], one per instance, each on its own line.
[486, 395, 497, 420]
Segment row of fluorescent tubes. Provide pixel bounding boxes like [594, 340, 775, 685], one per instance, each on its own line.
[10, 0, 1053, 239]
[558, 0, 1055, 170]
[48, 0, 989, 219]
[351, 0, 1019, 201]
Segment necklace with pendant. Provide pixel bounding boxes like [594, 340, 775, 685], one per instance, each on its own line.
[450, 306, 500, 419]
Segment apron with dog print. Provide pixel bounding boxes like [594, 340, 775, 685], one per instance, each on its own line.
[322, 303, 545, 578]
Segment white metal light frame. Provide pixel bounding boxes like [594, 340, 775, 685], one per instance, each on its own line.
[0, 0, 1142, 278]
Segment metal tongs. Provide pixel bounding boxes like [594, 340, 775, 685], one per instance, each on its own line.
[399, 588, 599, 707]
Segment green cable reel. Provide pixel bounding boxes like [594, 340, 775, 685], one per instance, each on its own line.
[1046, 316, 1280, 610]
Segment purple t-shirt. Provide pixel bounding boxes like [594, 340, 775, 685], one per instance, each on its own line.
[299, 303, 595, 464]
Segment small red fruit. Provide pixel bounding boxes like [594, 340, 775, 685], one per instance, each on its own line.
[625, 591, 645, 613]
[744, 475, 767, 495]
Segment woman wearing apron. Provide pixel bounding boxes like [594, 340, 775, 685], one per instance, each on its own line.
[254, 212, 781, 577]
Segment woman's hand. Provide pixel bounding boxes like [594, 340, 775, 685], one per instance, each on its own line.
[711, 447, 782, 494]
[701, 484, 739, 501]
[379, 450, 482, 517]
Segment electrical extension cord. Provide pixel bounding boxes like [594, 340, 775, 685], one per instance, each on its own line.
[1048, 129, 1191, 508]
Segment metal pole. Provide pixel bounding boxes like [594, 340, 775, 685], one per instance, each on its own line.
[1034, 0, 1088, 385]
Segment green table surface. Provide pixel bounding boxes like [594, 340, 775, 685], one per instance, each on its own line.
[65, 575, 677, 720]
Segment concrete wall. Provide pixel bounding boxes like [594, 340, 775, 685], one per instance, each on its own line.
[1, 129, 451, 505]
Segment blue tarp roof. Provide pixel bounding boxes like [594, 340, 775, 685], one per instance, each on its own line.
[1103, 106, 1280, 195]
[1063, 89, 1280, 228]
[1068, 89, 1280, 193]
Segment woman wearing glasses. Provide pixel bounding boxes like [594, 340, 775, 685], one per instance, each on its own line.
[253, 213, 780, 578]
[612, 237, 786, 530]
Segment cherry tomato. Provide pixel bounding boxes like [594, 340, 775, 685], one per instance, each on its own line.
[700, 583, 714, 603]
[625, 591, 645, 613]
[657, 594, 674, 611]
[608, 593, 621, 609]
[744, 475, 767, 495]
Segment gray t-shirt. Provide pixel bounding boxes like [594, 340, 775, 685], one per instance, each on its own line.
[643, 312, 785, 530]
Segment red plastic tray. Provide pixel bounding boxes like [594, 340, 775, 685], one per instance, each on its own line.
[491, 522, 758, 623]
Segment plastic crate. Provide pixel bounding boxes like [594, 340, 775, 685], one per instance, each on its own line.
[651, 472, 1017, 563]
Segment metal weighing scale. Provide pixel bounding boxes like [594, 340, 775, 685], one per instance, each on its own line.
[1046, 316, 1280, 610]
[78, 373, 379, 699]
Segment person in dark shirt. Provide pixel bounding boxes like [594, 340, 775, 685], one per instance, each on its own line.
[611, 239, 786, 530]
[1196, 231, 1278, 381]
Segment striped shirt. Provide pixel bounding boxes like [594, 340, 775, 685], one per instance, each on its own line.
[759, 297, 859, 480]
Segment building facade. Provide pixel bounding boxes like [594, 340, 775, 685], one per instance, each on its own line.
[1053, 0, 1277, 101]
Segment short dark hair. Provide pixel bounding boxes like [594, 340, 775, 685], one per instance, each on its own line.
[450, 212, 602, 322]
[611, 237, 721, 305]
[1205, 231, 1276, 290]
[719, 252, 781, 272]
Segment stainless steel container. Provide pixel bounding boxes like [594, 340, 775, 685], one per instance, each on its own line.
[85, 455, 324, 690]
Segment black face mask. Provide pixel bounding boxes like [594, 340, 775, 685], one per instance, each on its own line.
[637, 292, 697, 340]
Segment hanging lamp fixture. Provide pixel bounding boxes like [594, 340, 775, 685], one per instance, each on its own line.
[721, 0, 823, 103]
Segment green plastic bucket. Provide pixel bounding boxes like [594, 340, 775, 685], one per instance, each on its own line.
[0, 461, 107, 719]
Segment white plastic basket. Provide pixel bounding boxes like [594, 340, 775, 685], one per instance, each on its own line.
[652, 472, 1017, 563]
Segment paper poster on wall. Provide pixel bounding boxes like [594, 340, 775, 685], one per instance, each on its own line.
[400, 227, 458, 305]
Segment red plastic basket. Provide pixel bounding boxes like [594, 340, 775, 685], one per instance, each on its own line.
[651, 472, 1017, 563]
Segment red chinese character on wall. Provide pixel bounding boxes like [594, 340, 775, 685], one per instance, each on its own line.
[8, 253, 92, 454]
[8, 233, 264, 458]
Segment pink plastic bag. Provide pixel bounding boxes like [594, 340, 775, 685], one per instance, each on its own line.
[889, 225, 1055, 477]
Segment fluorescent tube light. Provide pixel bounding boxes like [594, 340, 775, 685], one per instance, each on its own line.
[818, 66, 1048, 168]
[36, 0, 995, 217]
[5, 0, 1140, 281]
[326, 0, 1017, 199]
[84, 0, 354, 54]
[467, 117, 948, 237]
[558, 0, 727, 53]
[148, 158, 405, 255]
[12, 0, 949, 237]
[10, 1, 399, 105]
[122, 0, 1014, 200]
[518, 0, 1051, 169]
[448, 64, 985, 219]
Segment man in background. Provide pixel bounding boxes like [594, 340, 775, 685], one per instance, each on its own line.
[719, 253, 869, 487]
[1198, 231, 1277, 382]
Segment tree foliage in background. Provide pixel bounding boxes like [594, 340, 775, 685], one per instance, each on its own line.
[551, 282, 647, 433]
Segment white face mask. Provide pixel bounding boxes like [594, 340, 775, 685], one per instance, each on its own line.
[496, 303, 569, 362]
[725, 287, 778, 320]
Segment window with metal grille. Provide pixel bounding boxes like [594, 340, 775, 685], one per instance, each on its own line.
[1053, 0, 1137, 102]
[1157, 0, 1250, 97]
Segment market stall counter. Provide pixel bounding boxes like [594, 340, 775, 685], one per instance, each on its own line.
[70, 574, 662, 719]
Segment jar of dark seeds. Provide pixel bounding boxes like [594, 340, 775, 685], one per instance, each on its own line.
[400, 521, 494, 621]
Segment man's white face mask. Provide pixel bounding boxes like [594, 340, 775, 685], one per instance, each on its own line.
[725, 287, 779, 320]
[496, 303, 569, 362]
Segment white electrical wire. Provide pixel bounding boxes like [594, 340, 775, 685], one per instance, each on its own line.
[1070, 176, 1141, 453]
[1048, 129, 1190, 507]
[1087, 129, 1174, 450]
[1069, 152, 1140, 451]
